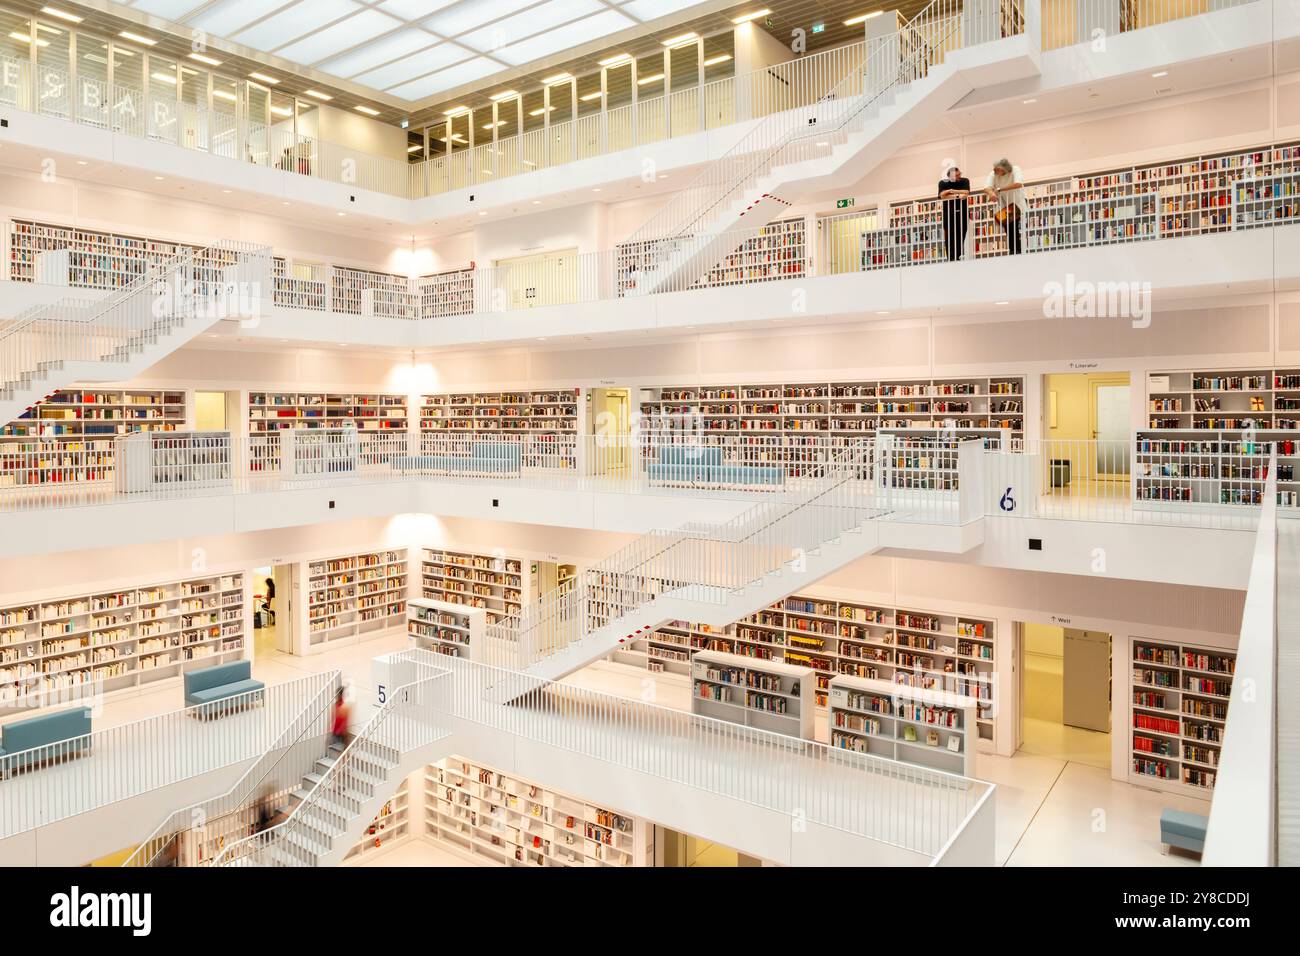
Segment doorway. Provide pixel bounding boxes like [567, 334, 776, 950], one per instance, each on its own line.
[194, 390, 237, 432]
[253, 563, 296, 658]
[654, 826, 764, 867]
[529, 560, 577, 603]
[1016, 622, 1111, 768]
[494, 248, 578, 309]
[1043, 372, 1131, 498]
[588, 387, 631, 478]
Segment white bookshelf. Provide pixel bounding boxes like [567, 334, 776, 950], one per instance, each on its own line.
[342, 779, 411, 864]
[611, 594, 999, 749]
[0, 572, 246, 710]
[416, 268, 475, 318]
[248, 392, 407, 470]
[305, 549, 408, 649]
[420, 390, 578, 469]
[420, 548, 523, 625]
[1130, 638, 1236, 793]
[690, 649, 815, 739]
[115, 430, 233, 493]
[407, 598, 486, 659]
[278, 428, 360, 478]
[616, 217, 806, 296]
[423, 757, 652, 867]
[828, 675, 977, 775]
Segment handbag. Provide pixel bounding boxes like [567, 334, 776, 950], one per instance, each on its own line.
[994, 204, 1021, 225]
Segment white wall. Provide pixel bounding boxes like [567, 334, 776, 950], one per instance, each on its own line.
[315, 104, 408, 162]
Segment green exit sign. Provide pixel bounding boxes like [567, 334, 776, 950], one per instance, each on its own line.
[836, 198, 855, 209]
[812, 22, 825, 33]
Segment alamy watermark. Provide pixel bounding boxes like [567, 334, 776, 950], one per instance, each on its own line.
[1042, 273, 1151, 328]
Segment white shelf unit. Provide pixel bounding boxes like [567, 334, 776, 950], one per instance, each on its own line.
[828, 675, 977, 775]
[416, 268, 475, 318]
[248, 392, 408, 471]
[114, 430, 233, 493]
[0, 572, 246, 710]
[6, 219, 210, 287]
[278, 428, 360, 478]
[1, 388, 188, 489]
[420, 390, 578, 468]
[342, 779, 411, 864]
[690, 649, 815, 739]
[420, 549, 523, 626]
[305, 550, 408, 649]
[424, 757, 652, 867]
[330, 265, 413, 317]
[1233, 171, 1300, 229]
[1144, 368, 1300, 431]
[637, 375, 1024, 473]
[615, 217, 806, 296]
[407, 598, 486, 659]
[1130, 638, 1236, 793]
[611, 594, 999, 748]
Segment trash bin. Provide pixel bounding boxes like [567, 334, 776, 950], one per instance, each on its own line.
[1050, 459, 1071, 488]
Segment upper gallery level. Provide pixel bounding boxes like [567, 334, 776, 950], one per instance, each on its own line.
[0, 0, 1286, 225]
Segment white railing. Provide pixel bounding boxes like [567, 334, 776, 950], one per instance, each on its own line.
[0, 671, 337, 839]
[121, 669, 342, 866]
[1041, 0, 1259, 52]
[1203, 449, 1278, 864]
[211, 655, 451, 866]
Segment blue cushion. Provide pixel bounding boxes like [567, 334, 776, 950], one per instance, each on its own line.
[184, 661, 251, 697]
[648, 463, 715, 483]
[1, 706, 92, 754]
[659, 446, 722, 467]
[1160, 809, 1208, 842]
[714, 465, 785, 485]
[471, 442, 521, 466]
[187, 679, 265, 706]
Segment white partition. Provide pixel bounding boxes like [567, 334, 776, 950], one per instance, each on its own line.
[115, 431, 233, 494]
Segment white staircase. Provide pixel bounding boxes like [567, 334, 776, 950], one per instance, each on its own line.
[0, 241, 272, 426]
[478, 440, 889, 685]
[623, 0, 1040, 295]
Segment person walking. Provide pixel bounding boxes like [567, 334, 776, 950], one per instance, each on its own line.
[938, 158, 971, 261]
[984, 158, 1027, 255]
[330, 688, 351, 750]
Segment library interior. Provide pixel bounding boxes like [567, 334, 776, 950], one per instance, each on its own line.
[0, 0, 1294, 875]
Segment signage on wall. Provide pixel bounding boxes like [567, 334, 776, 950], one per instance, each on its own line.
[999, 487, 1017, 512]
[1051, 615, 1073, 625]
[835, 198, 855, 209]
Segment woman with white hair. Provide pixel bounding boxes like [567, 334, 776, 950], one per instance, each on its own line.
[937, 158, 971, 262]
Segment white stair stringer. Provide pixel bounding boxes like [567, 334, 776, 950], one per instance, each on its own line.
[0, 242, 272, 426]
[626, 9, 1041, 295]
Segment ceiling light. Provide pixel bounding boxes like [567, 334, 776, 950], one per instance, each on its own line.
[599, 53, 630, 67]
[407, 144, 423, 152]
[305, 89, 333, 101]
[1152, 70, 1168, 78]
[337, 212, 346, 217]
[876, 310, 890, 315]
[732, 9, 772, 24]
[528, 106, 555, 116]
[249, 72, 279, 85]
[478, 211, 486, 216]
[153, 175, 164, 181]
[1022, 98, 1036, 104]
[443, 105, 470, 116]
[522, 160, 536, 167]
[531, 200, 541, 204]
[489, 90, 518, 101]
[151, 72, 177, 85]
[118, 31, 156, 46]
[270, 106, 294, 117]
[212, 89, 237, 102]
[579, 91, 602, 101]
[638, 73, 664, 85]
[76, 160, 87, 165]
[9, 32, 49, 47]
[994, 300, 1010, 305]
[222, 189, 232, 193]
[593, 187, 601, 192]
[704, 54, 733, 66]
[844, 11, 883, 25]
[542, 73, 572, 85]
[41, 7, 82, 23]
[355, 105, 381, 116]
[188, 52, 222, 66]
[661, 32, 698, 47]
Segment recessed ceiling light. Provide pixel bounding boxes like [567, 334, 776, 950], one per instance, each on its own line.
[355, 105, 380, 116]
[661, 32, 697, 47]
[222, 188, 231, 193]
[8, 32, 49, 47]
[153, 175, 164, 181]
[579, 91, 603, 102]
[41, 7, 82, 23]
[528, 106, 555, 116]
[76, 160, 87, 165]
[1022, 98, 1036, 104]
[489, 90, 517, 101]
[599, 53, 630, 67]
[845, 11, 883, 25]
[732, 9, 772, 24]
[337, 212, 346, 217]
[249, 72, 279, 85]
[537, 337, 547, 341]
[282, 201, 290, 206]
[213, 89, 237, 102]
[531, 200, 541, 204]
[704, 54, 733, 66]
[305, 89, 332, 101]
[189, 52, 222, 66]
[876, 310, 890, 315]
[118, 31, 156, 46]
[995, 300, 1010, 305]
[443, 105, 470, 116]
[593, 187, 601, 192]
[1152, 70, 1168, 78]
[542, 73, 572, 85]
[407, 144, 423, 152]
[478, 211, 487, 216]
[638, 73, 665, 85]
[270, 105, 293, 117]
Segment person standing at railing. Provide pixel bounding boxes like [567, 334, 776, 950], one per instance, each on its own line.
[984, 158, 1027, 255]
[938, 159, 971, 261]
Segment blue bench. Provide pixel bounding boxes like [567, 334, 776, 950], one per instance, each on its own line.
[184, 661, 265, 719]
[0, 706, 92, 777]
[391, 441, 523, 476]
[1160, 808, 1208, 857]
[646, 446, 784, 489]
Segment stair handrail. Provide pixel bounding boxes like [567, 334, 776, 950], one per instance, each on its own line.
[489, 438, 881, 667]
[210, 658, 451, 867]
[121, 669, 342, 867]
[624, 0, 996, 250]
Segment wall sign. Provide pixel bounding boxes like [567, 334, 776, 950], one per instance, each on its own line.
[836, 198, 855, 209]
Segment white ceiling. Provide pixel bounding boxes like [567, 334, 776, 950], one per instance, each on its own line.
[115, 0, 711, 103]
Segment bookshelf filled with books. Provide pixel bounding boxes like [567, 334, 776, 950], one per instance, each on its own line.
[248, 392, 408, 470]
[828, 675, 977, 775]
[420, 390, 578, 468]
[636, 375, 1024, 471]
[420, 548, 523, 625]
[407, 598, 486, 658]
[615, 218, 806, 296]
[611, 593, 999, 748]
[7, 219, 201, 286]
[416, 268, 476, 318]
[1130, 638, 1236, 793]
[691, 650, 815, 739]
[0, 388, 188, 489]
[424, 757, 652, 867]
[0, 571, 246, 710]
[305, 550, 408, 650]
[343, 779, 411, 864]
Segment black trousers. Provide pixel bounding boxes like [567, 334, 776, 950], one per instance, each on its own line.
[943, 221, 967, 261]
[1002, 215, 1023, 255]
